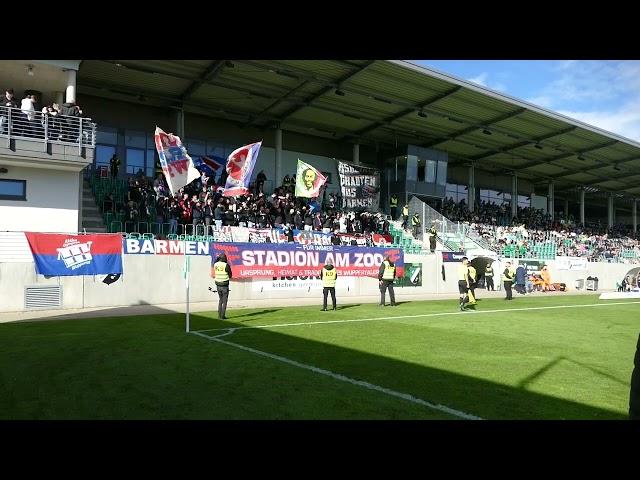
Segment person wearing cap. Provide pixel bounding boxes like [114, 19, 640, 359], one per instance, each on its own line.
[211, 253, 233, 320]
[378, 255, 397, 307]
[458, 256, 471, 311]
[502, 261, 515, 300]
[320, 258, 338, 311]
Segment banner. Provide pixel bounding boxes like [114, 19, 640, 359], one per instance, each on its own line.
[555, 257, 588, 271]
[124, 238, 213, 256]
[251, 276, 355, 292]
[193, 155, 225, 178]
[517, 259, 544, 275]
[210, 243, 404, 278]
[337, 233, 368, 247]
[337, 161, 380, 211]
[154, 126, 200, 195]
[223, 141, 262, 197]
[25, 233, 123, 276]
[441, 251, 465, 262]
[295, 159, 327, 198]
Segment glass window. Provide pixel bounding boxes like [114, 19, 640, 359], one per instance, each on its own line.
[417, 158, 425, 182]
[125, 130, 146, 148]
[406, 155, 417, 181]
[147, 149, 157, 178]
[207, 141, 225, 158]
[187, 139, 206, 156]
[426, 159, 436, 183]
[0, 179, 26, 200]
[436, 160, 447, 186]
[518, 195, 530, 208]
[126, 148, 145, 175]
[96, 126, 117, 145]
[96, 145, 116, 167]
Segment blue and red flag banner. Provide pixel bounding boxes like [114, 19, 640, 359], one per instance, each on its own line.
[210, 242, 404, 279]
[223, 141, 262, 197]
[24, 233, 123, 276]
[154, 126, 201, 195]
[441, 251, 466, 262]
[193, 155, 225, 177]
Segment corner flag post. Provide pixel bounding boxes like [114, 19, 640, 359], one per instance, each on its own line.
[184, 241, 191, 333]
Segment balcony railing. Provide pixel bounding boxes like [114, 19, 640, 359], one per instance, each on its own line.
[0, 105, 96, 153]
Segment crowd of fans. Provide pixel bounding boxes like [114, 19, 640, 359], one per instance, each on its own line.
[438, 197, 640, 263]
[0, 87, 88, 141]
[105, 162, 391, 241]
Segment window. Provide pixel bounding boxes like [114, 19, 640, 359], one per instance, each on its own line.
[436, 160, 447, 186]
[425, 159, 436, 183]
[96, 145, 116, 169]
[125, 130, 146, 148]
[96, 126, 117, 145]
[126, 148, 145, 175]
[0, 179, 26, 200]
[518, 195, 530, 208]
[147, 149, 157, 178]
[446, 183, 465, 202]
[406, 155, 417, 181]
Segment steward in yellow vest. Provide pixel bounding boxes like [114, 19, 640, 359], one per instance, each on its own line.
[321, 260, 338, 311]
[378, 256, 397, 306]
[210, 253, 233, 320]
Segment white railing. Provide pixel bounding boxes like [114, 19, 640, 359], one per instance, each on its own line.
[0, 105, 96, 152]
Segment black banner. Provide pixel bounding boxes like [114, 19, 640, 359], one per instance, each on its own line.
[337, 161, 380, 211]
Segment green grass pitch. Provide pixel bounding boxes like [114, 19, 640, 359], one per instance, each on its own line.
[1, 294, 638, 419]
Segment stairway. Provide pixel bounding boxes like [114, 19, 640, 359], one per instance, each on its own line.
[81, 179, 107, 233]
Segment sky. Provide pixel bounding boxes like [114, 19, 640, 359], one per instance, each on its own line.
[410, 60, 640, 143]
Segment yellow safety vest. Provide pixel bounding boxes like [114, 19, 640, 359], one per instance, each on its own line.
[485, 266, 493, 278]
[390, 197, 398, 207]
[468, 266, 476, 281]
[458, 264, 469, 282]
[213, 261, 229, 283]
[382, 261, 396, 280]
[411, 215, 420, 226]
[322, 267, 337, 288]
[402, 206, 409, 216]
[502, 267, 515, 282]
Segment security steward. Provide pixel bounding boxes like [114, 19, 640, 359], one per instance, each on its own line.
[502, 261, 515, 300]
[411, 213, 421, 238]
[401, 204, 409, 230]
[320, 259, 338, 311]
[211, 253, 233, 320]
[485, 262, 495, 291]
[428, 224, 437, 253]
[378, 255, 397, 307]
[390, 193, 399, 220]
[467, 264, 477, 305]
[458, 256, 471, 311]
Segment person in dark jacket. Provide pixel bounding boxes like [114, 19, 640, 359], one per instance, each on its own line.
[630, 333, 640, 419]
[514, 265, 527, 295]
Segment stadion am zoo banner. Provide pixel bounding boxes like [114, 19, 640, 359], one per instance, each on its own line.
[337, 161, 380, 211]
[210, 243, 404, 279]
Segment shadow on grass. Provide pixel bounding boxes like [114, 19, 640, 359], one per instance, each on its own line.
[1, 301, 629, 420]
[229, 309, 281, 320]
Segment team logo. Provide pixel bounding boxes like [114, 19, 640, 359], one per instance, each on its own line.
[57, 238, 93, 270]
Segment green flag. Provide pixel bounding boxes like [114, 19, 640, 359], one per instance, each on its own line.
[295, 159, 327, 198]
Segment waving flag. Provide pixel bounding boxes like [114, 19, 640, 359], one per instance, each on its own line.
[193, 155, 225, 177]
[24, 233, 123, 276]
[223, 141, 262, 197]
[295, 159, 327, 198]
[154, 126, 200, 195]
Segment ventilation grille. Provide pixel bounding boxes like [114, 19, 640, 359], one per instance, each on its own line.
[25, 285, 62, 309]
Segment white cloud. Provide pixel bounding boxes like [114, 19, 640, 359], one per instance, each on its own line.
[526, 96, 554, 108]
[468, 72, 488, 86]
[557, 101, 640, 142]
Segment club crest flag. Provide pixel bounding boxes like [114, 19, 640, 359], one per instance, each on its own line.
[295, 159, 327, 198]
[223, 141, 262, 197]
[154, 126, 201, 195]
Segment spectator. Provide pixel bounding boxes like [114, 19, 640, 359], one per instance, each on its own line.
[0, 89, 18, 134]
[256, 170, 267, 193]
[19, 94, 36, 137]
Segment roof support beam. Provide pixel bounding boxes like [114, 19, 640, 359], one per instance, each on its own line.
[180, 60, 226, 101]
[244, 80, 311, 127]
[420, 108, 527, 148]
[515, 140, 619, 171]
[275, 60, 376, 122]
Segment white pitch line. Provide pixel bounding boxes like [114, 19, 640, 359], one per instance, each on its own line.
[190, 330, 482, 420]
[195, 300, 640, 334]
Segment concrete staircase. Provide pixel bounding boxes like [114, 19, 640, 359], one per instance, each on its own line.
[81, 179, 107, 233]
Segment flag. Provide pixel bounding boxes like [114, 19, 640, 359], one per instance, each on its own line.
[223, 141, 262, 197]
[295, 159, 327, 198]
[193, 155, 225, 177]
[24, 233, 123, 276]
[154, 126, 200, 195]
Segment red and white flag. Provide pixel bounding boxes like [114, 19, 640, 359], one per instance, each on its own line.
[154, 126, 201, 195]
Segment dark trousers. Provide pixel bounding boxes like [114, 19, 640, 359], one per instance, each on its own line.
[429, 236, 436, 252]
[323, 287, 336, 310]
[216, 284, 229, 319]
[504, 281, 513, 300]
[391, 206, 397, 219]
[485, 276, 494, 291]
[401, 215, 408, 230]
[380, 280, 396, 305]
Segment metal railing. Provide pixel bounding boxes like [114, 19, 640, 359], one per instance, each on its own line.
[0, 105, 96, 152]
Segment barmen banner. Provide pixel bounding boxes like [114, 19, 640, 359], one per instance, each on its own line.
[210, 243, 404, 278]
[337, 161, 380, 211]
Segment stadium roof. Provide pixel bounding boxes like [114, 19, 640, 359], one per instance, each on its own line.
[77, 59, 640, 199]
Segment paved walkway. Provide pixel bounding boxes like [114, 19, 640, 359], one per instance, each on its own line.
[1, 289, 602, 324]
